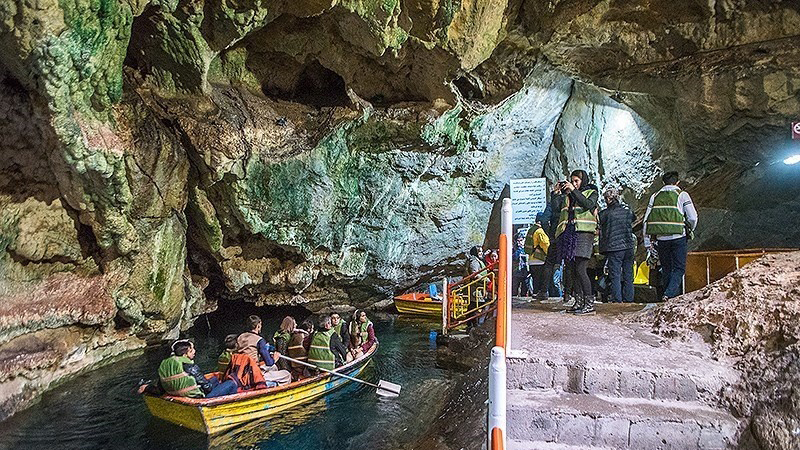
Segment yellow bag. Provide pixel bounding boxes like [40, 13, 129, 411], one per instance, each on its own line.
[634, 262, 650, 285]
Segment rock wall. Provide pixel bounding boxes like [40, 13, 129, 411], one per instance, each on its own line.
[643, 250, 800, 450]
[1, 0, 799, 419]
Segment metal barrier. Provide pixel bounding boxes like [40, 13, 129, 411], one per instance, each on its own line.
[445, 262, 498, 331]
[488, 198, 512, 450]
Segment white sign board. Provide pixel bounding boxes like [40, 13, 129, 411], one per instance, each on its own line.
[510, 178, 547, 224]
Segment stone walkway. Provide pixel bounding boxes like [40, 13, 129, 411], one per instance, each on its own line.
[505, 298, 741, 449]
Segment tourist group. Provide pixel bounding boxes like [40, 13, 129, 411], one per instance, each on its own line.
[503, 169, 697, 313]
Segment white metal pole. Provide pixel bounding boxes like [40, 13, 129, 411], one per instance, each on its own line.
[441, 277, 448, 336]
[501, 198, 513, 349]
[488, 346, 507, 450]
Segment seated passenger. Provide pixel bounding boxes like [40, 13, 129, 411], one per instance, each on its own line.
[348, 310, 377, 360]
[236, 315, 292, 386]
[217, 334, 238, 374]
[273, 316, 296, 372]
[301, 319, 314, 350]
[287, 320, 312, 380]
[138, 339, 237, 398]
[225, 352, 268, 391]
[327, 316, 348, 367]
[308, 315, 348, 370]
[330, 313, 350, 351]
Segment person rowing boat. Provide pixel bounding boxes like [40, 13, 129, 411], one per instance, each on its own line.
[141, 342, 390, 434]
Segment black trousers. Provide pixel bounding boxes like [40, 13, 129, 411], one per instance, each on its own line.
[512, 270, 529, 296]
[529, 264, 545, 297]
[565, 257, 592, 298]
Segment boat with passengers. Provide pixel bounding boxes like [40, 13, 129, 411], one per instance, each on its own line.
[144, 343, 378, 434]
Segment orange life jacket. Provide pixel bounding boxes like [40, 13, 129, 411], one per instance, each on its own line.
[224, 353, 267, 392]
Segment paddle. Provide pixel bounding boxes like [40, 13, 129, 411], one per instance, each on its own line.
[280, 354, 401, 397]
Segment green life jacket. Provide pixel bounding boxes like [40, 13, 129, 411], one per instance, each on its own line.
[158, 355, 204, 398]
[350, 320, 373, 345]
[273, 330, 290, 348]
[333, 322, 343, 338]
[645, 189, 686, 236]
[307, 329, 336, 370]
[555, 189, 597, 238]
[217, 349, 233, 374]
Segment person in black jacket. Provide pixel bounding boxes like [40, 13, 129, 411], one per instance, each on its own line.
[537, 184, 565, 301]
[599, 188, 636, 303]
[331, 313, 350, 353]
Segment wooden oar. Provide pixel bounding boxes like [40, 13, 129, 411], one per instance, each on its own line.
[280, 354, 401, 397]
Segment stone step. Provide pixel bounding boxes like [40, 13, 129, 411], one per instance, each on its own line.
[508, 439, 611, 449]
[507, 357, 725, 405]
[507, 389, 739, 450]
[507, 306, 739, 408]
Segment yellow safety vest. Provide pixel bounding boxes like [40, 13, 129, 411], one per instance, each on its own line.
[555, 189, 597, 238]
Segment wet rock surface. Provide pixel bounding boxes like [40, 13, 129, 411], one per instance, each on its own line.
[409, 319, 495, 450]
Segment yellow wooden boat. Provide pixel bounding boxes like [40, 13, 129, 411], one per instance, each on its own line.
[144, 344, 377, 434]
[394, 261, 499, 317]
[393, 292, 442, 317]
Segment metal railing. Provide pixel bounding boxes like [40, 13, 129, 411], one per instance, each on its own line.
[445, 261, 498, 331]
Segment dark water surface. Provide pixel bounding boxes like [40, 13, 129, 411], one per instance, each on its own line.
[0, 306, 452, 450]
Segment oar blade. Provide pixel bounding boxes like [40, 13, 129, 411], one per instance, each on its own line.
[377, 380, 401, 397]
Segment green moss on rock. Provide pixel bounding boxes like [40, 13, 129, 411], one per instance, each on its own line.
[422, 105, 470, 153]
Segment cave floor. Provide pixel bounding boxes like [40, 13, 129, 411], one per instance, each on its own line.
[505, 297, 742, 449]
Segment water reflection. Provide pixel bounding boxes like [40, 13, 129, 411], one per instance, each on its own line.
[0, 309, 453, 450]
[209, 399, 327, 449]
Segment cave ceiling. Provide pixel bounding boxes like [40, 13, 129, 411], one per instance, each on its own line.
[0, 0, 798, 336]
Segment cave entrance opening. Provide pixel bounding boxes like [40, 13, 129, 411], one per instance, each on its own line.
[263, 60, 350, 108]
[191, 298, 313, 342]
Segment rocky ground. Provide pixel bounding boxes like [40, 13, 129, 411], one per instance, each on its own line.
[638, 250, 800, 450]
[1, 0, 799, 420]
[414, 251, 800, 450]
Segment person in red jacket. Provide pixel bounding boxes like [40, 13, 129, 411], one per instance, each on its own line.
[348, 310, 377, 360]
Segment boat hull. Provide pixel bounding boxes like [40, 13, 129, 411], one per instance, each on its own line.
[144, 345, 376, 434]
[393, 293, 442, 317]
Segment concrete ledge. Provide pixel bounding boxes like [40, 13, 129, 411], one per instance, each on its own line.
[508, 359, 707, 402]
[508, 439, 612, 449]
[508, 306, 739, 408]
[507, 389, 739, 449]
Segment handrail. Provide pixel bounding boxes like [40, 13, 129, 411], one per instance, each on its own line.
[688, 248, 797, 256]
[446, 265, 497, 332]
[448, 261, 499, 290]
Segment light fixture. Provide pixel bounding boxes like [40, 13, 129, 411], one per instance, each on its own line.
[784, 154, 800, 165]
